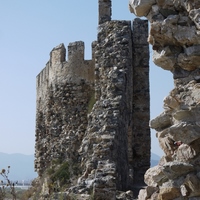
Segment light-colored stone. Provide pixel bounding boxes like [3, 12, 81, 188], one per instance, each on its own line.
[159, 187, 181, 200]
[162, 162, 194, 179]
[180, 184, 190, 197]
[182, 173, 200, 197]
[138, 186, 158, 200]
[138, 189, 147, 200]
[163, 95, 180, 110]
[150, 111, 171, 131]
[175, 143, 197, 162]
[153, 48, 176, 71]
[144, 165, 166, 187]
[157, 122, 200, 146]
[129, 0, 156, 17]
[116, 190, 134, 200]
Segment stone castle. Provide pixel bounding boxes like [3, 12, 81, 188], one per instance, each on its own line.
[35, 0, 150, 199]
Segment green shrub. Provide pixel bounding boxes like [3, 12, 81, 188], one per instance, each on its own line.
[51, 162, 70, 185]
[52, 159, 62, 165]
[47, 167, 55, 175]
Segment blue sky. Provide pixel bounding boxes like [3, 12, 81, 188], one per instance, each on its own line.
[0, 1, 173, 156]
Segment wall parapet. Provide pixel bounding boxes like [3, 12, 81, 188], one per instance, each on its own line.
[36, 41, 95, 102]
[50, 43, 66, 66]
[68, 41, 84, 61]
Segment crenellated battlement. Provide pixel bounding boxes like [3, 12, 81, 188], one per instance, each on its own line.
[68, 41, 84, 61]
[50, 43, 66, 66]
[36, 41, 95, 100]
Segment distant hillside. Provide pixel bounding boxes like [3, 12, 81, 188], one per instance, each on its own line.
[151, 152, 161, 167]
[0, 152, 37, 181]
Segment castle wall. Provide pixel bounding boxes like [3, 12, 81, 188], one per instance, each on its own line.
[73, 19, 150, 199]
[78, 20, 133, 199]
[36, 42, 94, 108]
[35, 42, 95, 175]
[35, 17, 150, 200]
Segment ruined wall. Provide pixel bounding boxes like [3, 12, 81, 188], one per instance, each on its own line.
[77, 20, 134, 199]
[35, 42, 95, 176]
[35, 2, 150, 199]
[85, 19, 150, 199]
[129, 0, 200, 199]
[132, 19, 150, 185]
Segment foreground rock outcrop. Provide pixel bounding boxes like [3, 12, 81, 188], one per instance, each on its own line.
[129, 0, 200, 199]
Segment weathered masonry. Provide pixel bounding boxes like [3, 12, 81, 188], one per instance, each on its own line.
[130, 0, 200, 199]
[35, 1, 150, 199]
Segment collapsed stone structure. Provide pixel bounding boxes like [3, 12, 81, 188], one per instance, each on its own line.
[35, 0, 150, 199]
[129, 0, 200, 199]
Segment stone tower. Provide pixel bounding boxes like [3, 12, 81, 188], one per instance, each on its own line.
[35, 1, 150, 199]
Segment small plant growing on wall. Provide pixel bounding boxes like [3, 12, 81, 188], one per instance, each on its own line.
[0, 166, 16, 200]
[88, 91, 96, 113]
[49, 161, 70, 187]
